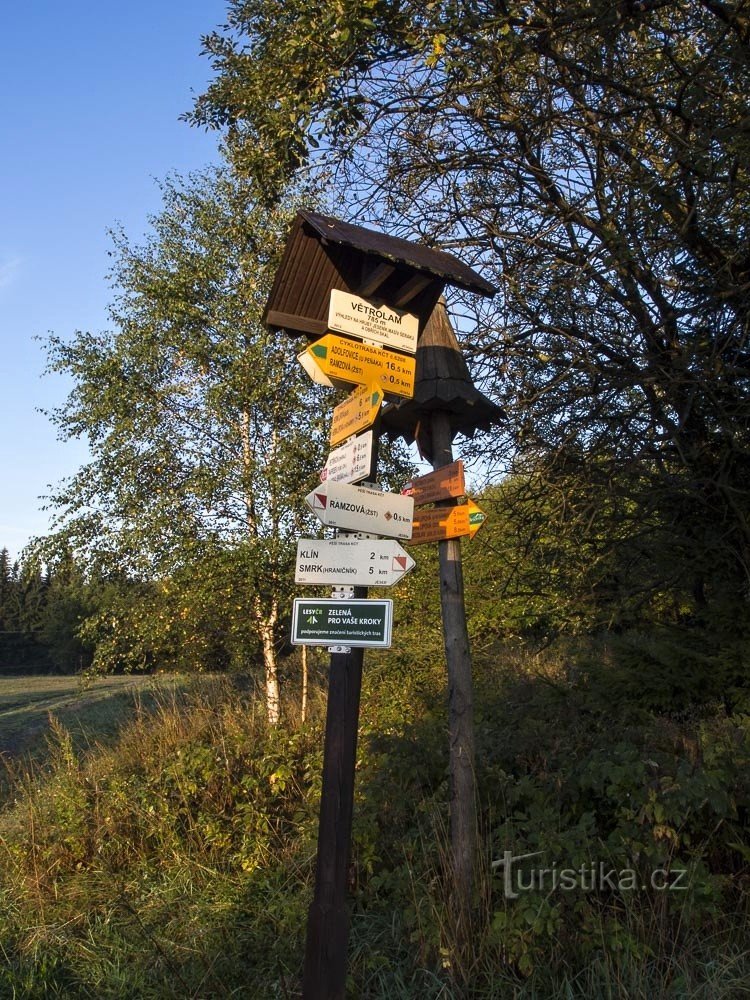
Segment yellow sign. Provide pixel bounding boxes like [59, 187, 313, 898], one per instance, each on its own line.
[330, 384, 384, 446]
[407, 499, 486, 545]
[299, 333, 415, 400]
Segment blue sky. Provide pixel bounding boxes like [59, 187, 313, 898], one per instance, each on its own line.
[0, 2, 227, 560]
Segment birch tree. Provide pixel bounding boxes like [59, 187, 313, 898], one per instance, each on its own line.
[44, 167, 325, 723]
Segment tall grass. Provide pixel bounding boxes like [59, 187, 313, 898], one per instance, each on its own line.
[0, 657, 748, 998]
[0, 676, 321, 997]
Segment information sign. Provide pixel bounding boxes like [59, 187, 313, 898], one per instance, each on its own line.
[298, 334, 415, 399]
[328, 289, 419, 354]
[321, 430, 373, 485]
[407, 499, 487, 545]
[291, 598, 393, 648]
[330, 384, 383, 446]
[402, 460, 466, 506]
[305, 481, 414, 539]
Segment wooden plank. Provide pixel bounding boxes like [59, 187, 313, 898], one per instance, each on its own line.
[401, 460, 465, 506]
[359, 261, 396, 297]
[266, 309, 327, 336]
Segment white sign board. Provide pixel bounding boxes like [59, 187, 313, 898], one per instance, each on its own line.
[295, 537, 415, 587]
[328, 289, 419, 354]
[304, 481, 414, 539]
[321, 430, 373, 485]
[297, 348, 335, 388]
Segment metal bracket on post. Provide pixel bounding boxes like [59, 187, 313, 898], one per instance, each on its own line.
[329, 586, 355, 652]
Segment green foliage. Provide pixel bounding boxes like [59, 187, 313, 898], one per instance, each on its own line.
[0, 677, 322, 997]
[40, 166, 332, 719]
[192, 0, 750, 661]
[189, 0, 411, 203]
[0, 545, 101, 675]
[0, 660, 748, 996]
[44, 168, 324, 576]
[439, 470, 750, 711]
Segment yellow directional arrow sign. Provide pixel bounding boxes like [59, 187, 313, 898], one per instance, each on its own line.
[330, 384, 384, 446]
[298, 333, 415, 400]
[407, 499, 487, 545]
[467, 499, 487, 538]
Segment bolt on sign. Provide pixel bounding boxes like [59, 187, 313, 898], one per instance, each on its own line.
[291, 598, 393, 648]
[330, 384, 384, 447]
[321, 430, 373, 485]
[298, 333, 416, 399]
[328, 289, 419, 354]
[304, 480, 414, 539]
[401, 460, 466, 506]
[407, 499, 487, 545]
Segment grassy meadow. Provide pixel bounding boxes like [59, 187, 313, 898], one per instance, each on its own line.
[0, 674, 162, 759]
[0, 648, 748, 998]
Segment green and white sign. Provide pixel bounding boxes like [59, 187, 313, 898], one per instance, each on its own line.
[291, 599, 393, 648]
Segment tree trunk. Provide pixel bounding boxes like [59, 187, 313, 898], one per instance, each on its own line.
[254, 595, 280, 726]
[301, 644, 309, 724]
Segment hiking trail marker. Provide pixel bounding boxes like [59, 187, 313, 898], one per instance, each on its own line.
[295, 537, 415, 587]
[321, 430, 373, 485]
[328, 289, 419, 354]
[298, 333, 416, 399]
[305, 480, 414, 539]
[407, 498, 486, 545]
[402, 459, 466, 506]
[330, 384, 383, 446]
[263, 211, 499, 1000]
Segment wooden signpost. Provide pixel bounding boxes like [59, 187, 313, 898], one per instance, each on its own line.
[294, 288, 418, 999]
[263, 212, 499, 1000]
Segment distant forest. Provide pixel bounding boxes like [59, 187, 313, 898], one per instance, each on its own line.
[0, 547, 95, 675]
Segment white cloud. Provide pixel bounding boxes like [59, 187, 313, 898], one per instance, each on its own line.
[0, 254, 23, 292]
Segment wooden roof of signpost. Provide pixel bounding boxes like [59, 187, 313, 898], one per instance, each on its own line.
[380, 299, 504, 459]
[263, 210, 497, 336]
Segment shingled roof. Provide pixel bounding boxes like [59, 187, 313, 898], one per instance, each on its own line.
[380, 299, 504, 459]
[299, 211, 498, 297]
[263, 210, 497, 337]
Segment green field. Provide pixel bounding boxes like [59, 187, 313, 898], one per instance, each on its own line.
[0, 673, 165, 765]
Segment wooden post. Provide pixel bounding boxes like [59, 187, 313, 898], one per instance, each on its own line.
[302, 644, 364, 999]
[302, 425, 380, 998]
[430, 409, 477, 944]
